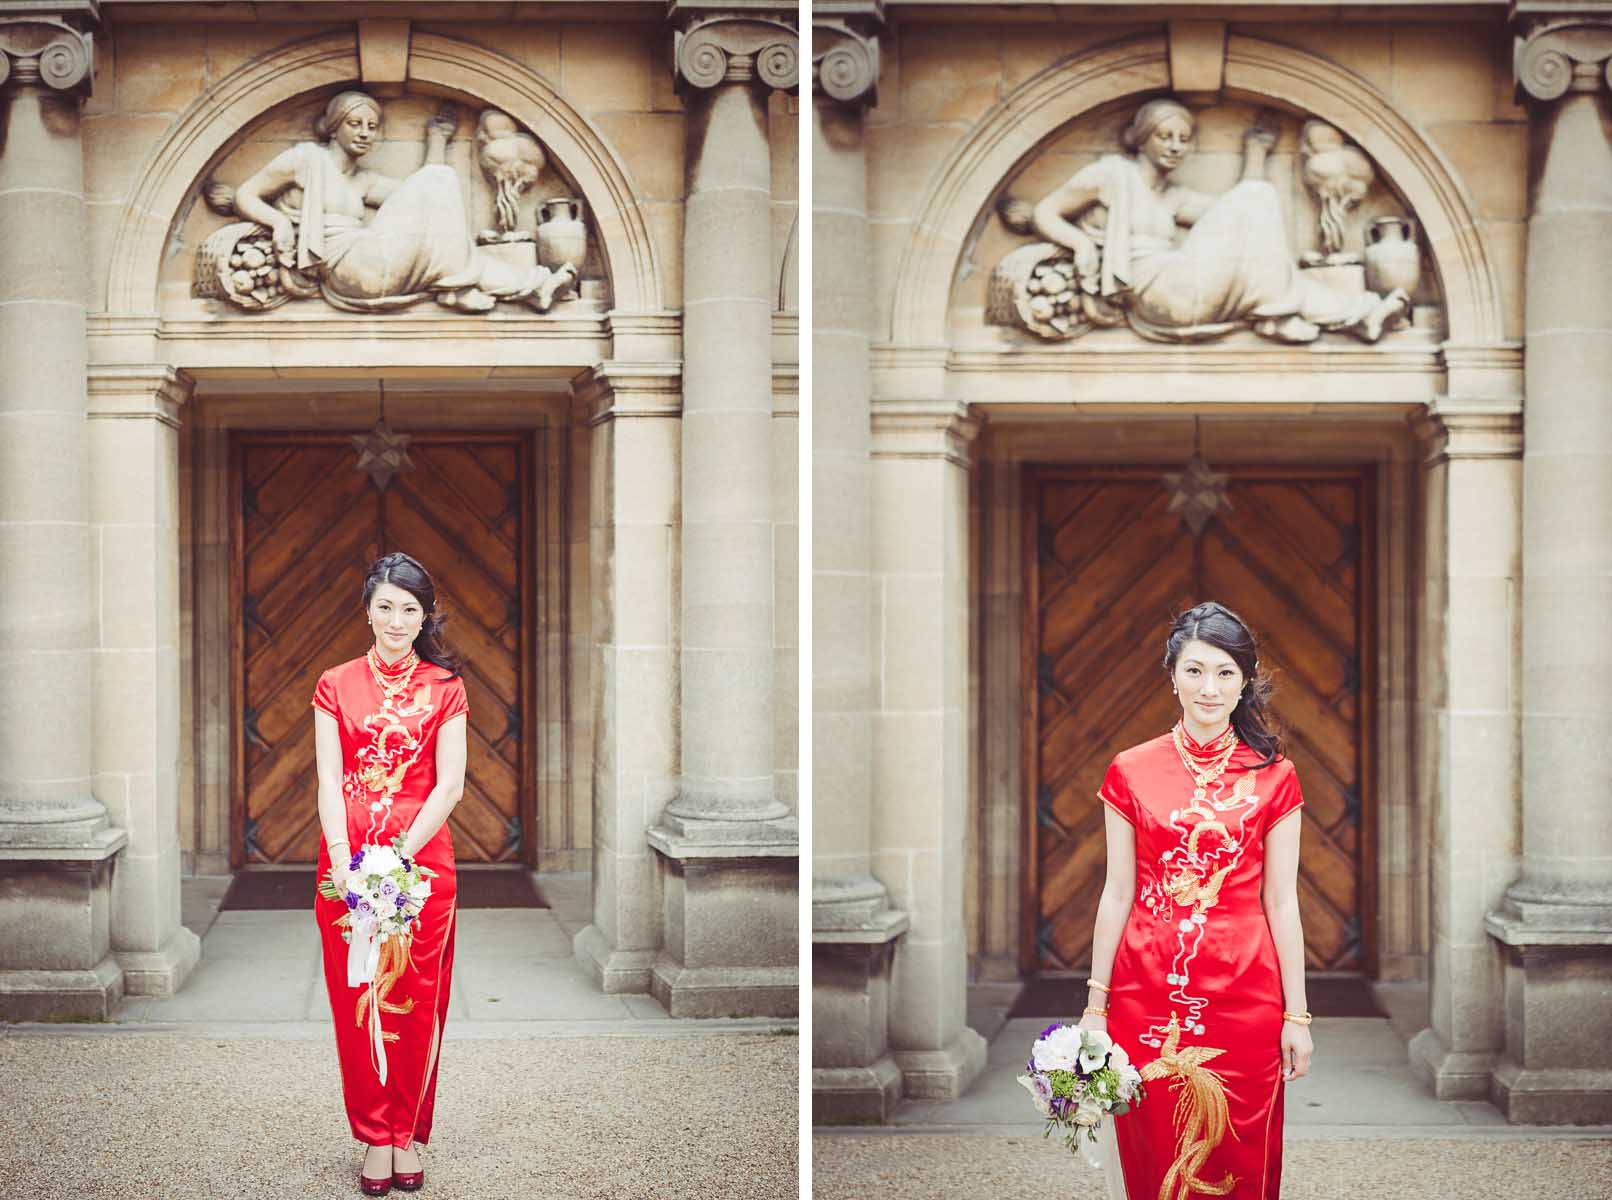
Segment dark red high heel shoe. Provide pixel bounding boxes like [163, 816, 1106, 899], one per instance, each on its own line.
[392, 1167, 424, 1192]
[359, 1172, 392, 1196]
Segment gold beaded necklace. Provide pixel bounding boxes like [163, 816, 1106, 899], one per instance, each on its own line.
[1172, 720, 1239, 806]
[366, 645, 420, 709]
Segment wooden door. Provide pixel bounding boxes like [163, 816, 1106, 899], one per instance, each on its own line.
[1024, 466, 1373, 976]
[231, 433, 533, 867]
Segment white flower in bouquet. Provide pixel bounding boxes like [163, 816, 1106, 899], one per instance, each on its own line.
[1031, 1024, 1086, 1073]
[1073, 1098, 1104, 1127]
[358, 844, 403, 880]
[1016, 1072, 1055, 1117]
[1077, 1028, 1113, 1073]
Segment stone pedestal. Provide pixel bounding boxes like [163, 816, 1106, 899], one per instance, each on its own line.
[647, 823, 799, 1017]
[813, 877, 908, 1122]
[1483, 11, 1612, 1123]
[0, 837, 126, 1020]
[1406, 403, 1523, 1100]
[650, 5, 800, 1017]
[0, 10, 128, 1020]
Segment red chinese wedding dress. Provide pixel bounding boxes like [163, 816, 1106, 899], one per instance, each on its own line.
[312, 649, 468, 1150]
[1100, 723, 1304, 1200]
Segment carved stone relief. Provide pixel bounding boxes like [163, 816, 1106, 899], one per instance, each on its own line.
[983, 97, 1437, 345]
[193, 92, 595, 315]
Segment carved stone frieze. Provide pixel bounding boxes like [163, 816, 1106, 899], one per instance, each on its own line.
[987, 97, 1429, 347]
[672, 13, 799, 94]
[1512, 13, 1612, 101]
[0, 13, 94, 95]
[193, 93, 585, 316]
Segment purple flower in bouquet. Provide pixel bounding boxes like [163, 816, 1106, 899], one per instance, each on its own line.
[379, 878, 399, 902]
[345, 893, 359, 911]
[349, 851, 364, 872]
[357, 898, 374, 916]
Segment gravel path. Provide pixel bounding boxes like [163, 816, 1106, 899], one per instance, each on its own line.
[813, 1132, 1612, 1199]
[1, 1034, 798, 1199]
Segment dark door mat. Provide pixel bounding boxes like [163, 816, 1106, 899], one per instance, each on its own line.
[219, 867, 548, 911]
[1007, 975, 1384, 1019]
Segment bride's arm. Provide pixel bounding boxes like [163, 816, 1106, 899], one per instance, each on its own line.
[1080, 808, 1136, 1031]
[399, 714, 467, 859]
[1263, 811, 1313, 1080]
[314, 711, 351, 886]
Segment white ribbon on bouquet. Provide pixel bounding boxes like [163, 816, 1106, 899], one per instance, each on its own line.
[346, 916, 389, 1085]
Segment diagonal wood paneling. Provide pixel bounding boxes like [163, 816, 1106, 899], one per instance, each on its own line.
[1026, 468, 1372, 976]
[234, 434, 532, 867]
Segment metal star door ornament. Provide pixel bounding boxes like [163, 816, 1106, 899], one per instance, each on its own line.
[1163, 453, 1233, 536]
[352, 418, 414, 491]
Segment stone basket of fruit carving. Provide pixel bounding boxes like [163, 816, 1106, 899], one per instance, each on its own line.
[985, 240, 1124, 340]
[193, 221, 291, 310]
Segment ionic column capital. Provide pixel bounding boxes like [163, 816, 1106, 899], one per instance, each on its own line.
[812, 17, 882, 107]
[1511, 10, 1612, 102]
[0, 9, 97, 98]
[670, 6, 798, 95]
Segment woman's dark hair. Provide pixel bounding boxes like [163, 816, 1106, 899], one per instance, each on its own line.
[362, 551, 463, 678]
[1163, 600, 1283, 769]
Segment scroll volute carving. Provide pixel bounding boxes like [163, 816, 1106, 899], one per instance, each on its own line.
[674, 15, 799, 93]
[0, 16, 94, 95]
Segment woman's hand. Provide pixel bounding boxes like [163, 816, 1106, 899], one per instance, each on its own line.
[426, 108, 458, 143]
[1280, 1020, 1313, 1082]
[269, 215, 296, 265]
[1077, 1012, 1108, 1037]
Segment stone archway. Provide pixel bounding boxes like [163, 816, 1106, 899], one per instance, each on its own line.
[886, 32, 1504, 351]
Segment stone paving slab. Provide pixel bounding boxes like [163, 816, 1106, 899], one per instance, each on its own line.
[811, 1132, 1612, 1199]
[1, 1034, 799, 1200]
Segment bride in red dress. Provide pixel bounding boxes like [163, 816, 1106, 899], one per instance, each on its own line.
[1081, 601, 1313, 1200]
[312, 552, 469, 1196]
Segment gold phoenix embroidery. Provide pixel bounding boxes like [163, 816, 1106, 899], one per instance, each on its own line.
[354, 932, 417, 1042]
[1139, 1014, 1238, 1200]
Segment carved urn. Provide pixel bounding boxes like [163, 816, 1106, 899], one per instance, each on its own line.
[537, 198, 588, 272]
[1363, 216, 1420, 295]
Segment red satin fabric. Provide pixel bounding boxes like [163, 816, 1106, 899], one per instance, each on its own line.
[1101, 726, 1303, 1200]
[311, 653, 468, 1150]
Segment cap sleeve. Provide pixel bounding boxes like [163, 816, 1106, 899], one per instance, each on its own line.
[437, 676, 469, 724]
[1264, 761, 1304, 831]
[1097, 758, 1136, 827]
[311, 668, 339, 720]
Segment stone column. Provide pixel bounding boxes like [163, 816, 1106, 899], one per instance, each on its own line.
[87, 367, 201, 996]
[645, 5, 799, 1018]
[0, 10, 128, 1020]
[870, 400, 987, 1099]
[809, 9, 908, 1124]
[1406, 400, 1523, 1101]
[1485, 11, 1612, 1123]
[571, 363, 682, 996]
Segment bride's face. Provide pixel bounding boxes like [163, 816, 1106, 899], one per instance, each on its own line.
[334, 105, 381, 159]
[1141, 114, 1194, 173]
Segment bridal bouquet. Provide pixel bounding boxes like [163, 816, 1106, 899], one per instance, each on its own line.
[1017, 1022, 1146, 1164]
[318, 835, 437, 946]
[319, 836, 438, 1084]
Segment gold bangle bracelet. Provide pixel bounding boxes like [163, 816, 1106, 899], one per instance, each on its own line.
[1282, 1011, 1313, 1025]
[1083, 1005, 1109, 1018]
[1086, 979, 1111, 994]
